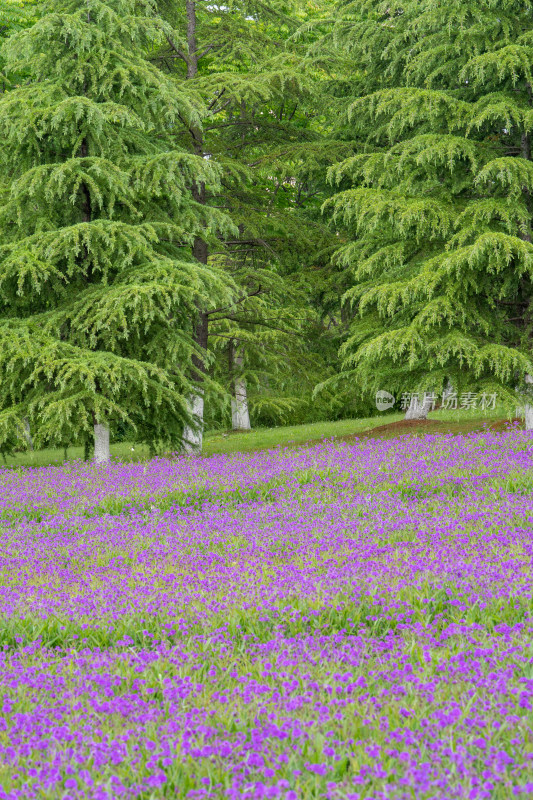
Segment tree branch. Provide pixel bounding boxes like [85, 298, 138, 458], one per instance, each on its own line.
[161, 32, 189, 65]
[206, 287, 263, 316]
[208, 88, 226, 111]
[210, 317, 300, 335]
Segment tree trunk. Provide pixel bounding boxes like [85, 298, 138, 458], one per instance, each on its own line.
[182, 0, 209, 454]
[230, 344, 251, 431]
[525, 374, 533, 430]
[94, 423, 110, 463]
[442, 379, 453, 404]
[182, 390, 204, 454]
[405, 394, 431, 420]
[232, 379, 251, 431]
[182, 305, 208, 454]
[186, 0, 198, 80]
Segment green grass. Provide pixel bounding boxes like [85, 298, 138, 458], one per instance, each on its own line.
[0, 440, 153, 468]
[202, 414, 408, 455]
[0, 406, 516, 468]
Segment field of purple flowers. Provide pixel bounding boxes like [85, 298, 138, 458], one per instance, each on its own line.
[1, 430, 533, 799]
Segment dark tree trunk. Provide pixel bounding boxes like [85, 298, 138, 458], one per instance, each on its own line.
[181, 0, 209, 452]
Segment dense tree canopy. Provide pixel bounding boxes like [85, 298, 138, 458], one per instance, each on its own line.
[325, 0, 533, 411]
[0, 0, 234, 457]
[151, 0, 345, 436]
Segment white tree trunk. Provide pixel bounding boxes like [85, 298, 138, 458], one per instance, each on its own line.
[94, 423, 110, 464]
[442, 380, 454, 404]
[231, 380, 251, 430]
[231, 348, 251, 431]
[525, 374, 533, 430]
[405, 394, 431, 420]
[182, 391, 204, 454]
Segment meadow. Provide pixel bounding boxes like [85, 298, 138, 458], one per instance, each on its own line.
[1, 428, 533, 798]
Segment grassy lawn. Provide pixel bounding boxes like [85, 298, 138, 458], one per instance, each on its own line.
[0, 405, 517, 468]
[202, 413, 408, 455]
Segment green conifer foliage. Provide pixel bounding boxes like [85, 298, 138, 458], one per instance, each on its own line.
[151, 0, 341, 430]
[326, 0, 533, 409]
[0, 0, 234, 454]
[0, 0, 35, 42]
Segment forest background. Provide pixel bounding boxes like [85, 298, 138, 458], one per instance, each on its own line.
[1, 0, 533, 461]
